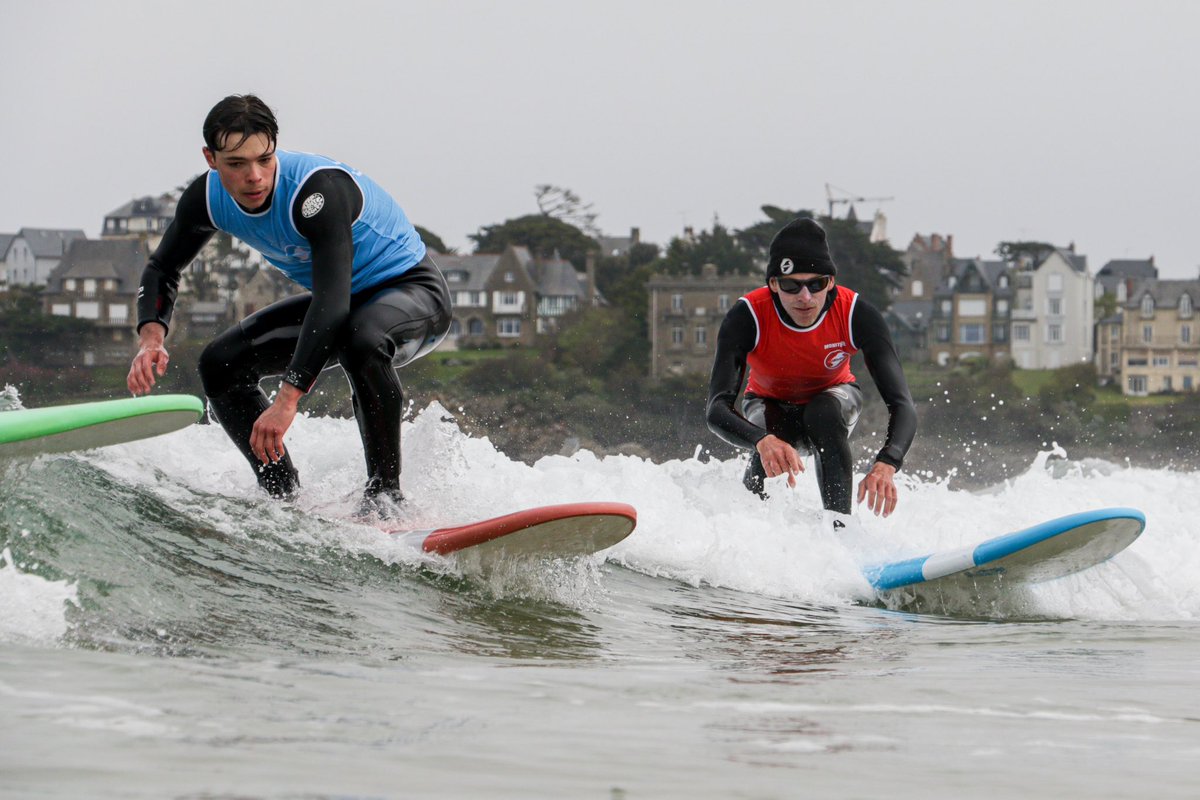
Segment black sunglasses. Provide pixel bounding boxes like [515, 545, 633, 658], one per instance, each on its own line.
[774, 276, 832, 295]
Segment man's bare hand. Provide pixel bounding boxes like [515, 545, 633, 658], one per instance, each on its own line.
[755, 434, 803, 488]
[250, 383, 303, 464]
[857, 461, 898, 517]
[127, 323, 169, 396]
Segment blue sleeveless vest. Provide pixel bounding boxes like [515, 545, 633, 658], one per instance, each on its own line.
[205, 150, 425, 293]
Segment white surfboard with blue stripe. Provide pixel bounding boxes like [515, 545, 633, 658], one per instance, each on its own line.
[865, 507, 1146, 592]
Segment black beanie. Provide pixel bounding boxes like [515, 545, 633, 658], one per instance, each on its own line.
[766, 217, 836, 282]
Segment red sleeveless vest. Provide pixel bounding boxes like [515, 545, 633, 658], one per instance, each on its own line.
[743, 285, 859, 404]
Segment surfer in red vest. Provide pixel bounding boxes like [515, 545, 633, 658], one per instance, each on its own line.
[706, 217, 917, 517]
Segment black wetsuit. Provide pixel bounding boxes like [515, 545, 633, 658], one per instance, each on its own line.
[137, 170, 451, 501]
[706, 288, 917, 513]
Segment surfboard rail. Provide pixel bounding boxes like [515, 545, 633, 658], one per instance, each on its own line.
[0, 394, 205, 457]
[389, 501, 638, 562]
[865, 507, 1146, 592]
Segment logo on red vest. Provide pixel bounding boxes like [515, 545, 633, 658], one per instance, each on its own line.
[824, 349, 849, 370]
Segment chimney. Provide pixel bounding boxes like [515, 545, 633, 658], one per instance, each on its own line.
[585, 251, 597, 304]
[631, 227, 640, 244]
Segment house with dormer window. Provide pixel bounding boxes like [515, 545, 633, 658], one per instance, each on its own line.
[4, 227, 87, 288]
[434, 245, 594, 349]
[929, 257, 1013, 365]
[1098, 278, 1200, 395]
[42, 238, 148, 366]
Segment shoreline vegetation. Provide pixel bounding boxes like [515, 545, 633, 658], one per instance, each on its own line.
[6, 331, 1198, 492]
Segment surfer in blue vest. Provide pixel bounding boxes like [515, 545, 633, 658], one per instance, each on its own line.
[706, 217, 917, 518]
[127, 94, 451, 514]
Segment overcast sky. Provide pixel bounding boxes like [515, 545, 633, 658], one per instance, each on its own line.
[3, 0, 1197, 277]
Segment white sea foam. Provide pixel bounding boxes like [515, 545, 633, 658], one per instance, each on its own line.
[0, 547, 79, 644]
[82, 401, 1199, 621]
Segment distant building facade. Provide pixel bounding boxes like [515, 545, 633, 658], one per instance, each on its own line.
[4, 227, 87, 288]
[1009, 246, 1094, 369]
[929, 258, 1013, 366]
[43, 238, 148, 366]
[102, 194, 178, 250]
[886, 233, 956, 363]
[1098, 279, 1200, 395]
[434, 245, 595, 349]
[648, 264, 761, 379]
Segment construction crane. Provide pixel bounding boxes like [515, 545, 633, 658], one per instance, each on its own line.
[825, 183, 894, 219]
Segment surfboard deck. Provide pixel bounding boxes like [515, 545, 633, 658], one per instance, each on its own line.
[388, 502, 637, 562]
[865, 507, 1146, 592]
[0, 394, 205, 457]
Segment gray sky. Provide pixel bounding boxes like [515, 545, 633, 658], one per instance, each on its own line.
[3, 0, 1197, 276]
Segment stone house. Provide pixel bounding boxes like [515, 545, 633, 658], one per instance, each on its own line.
[43, 238, 148, 366]
[647, 263, 762, 379]
[929, 258, 1013, 366]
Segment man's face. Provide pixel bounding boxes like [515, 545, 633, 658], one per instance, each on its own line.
[203, 132, 277, 210]
[770, 273, 834, 327]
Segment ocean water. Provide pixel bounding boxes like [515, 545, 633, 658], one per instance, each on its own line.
[1, 400, 1198, 799]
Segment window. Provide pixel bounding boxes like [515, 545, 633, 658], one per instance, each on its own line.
[503, 271, 515, 283]
[1110, 326, 1119, 341]
[936, 324, 950, 343]
[1048, 273, 1063, 292]
[64, 279, 76, 291]
[497, 318, 521, 337]
[468, 318, 484, 336]
[718, 294, 730, 312]
[1110, 351, 1119, 367]
[1117, 283, 1127, 302]
[1128, 375, 1147, 394]
[1142, 294, 1155, 316]
[998, 275, 1009, 289]
[671, 325, 683, 345]
[1047, 324, 1063, 342]
[1183, 325, 1192, 344]
[993, 324, 1008, 343]
[1182, 294, 1194, 318]
[959, 324, 985, 344]
[446, 270, 468, 283]
[940, 300, 952, 315]
[694, 326, 708, 346]
[51, 303, 71, 316]
[958, 298, 986, 317]
[1143, 324, 1153, 344]
[1048, 297, 1062, 316]
[494, 290, 523, 312]
[83, 279, 96, 295]
[1154, 356, 1170, 367]
[671, 293, 683, 312]
[1127, 358, 1148, 366]
[108, 304, 128, 322]
[76, 302, 100, 319]
[996, 300, 1009, 314]
[1013, 324, 1030, 342]
[911, 280, 924, 297]
[1163, 376, 1173, 391]
[1186, 376, 1194, 391]
[448, 319, 461, 336]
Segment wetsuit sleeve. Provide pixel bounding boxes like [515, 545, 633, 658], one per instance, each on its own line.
[282, 168, 364, 392]
[136, 174, 216, 334]
[706, 301, 770, 450]
[852, 298, 917, 471]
